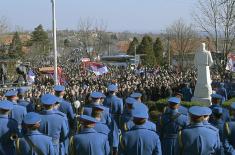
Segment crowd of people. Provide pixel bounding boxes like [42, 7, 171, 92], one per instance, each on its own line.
[0, 52, 234, 155]
[0, 83, 234, 155]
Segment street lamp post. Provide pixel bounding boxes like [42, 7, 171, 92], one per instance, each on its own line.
[51, 0, 58, 84]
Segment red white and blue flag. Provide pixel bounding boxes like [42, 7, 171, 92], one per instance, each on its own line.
[88, 62, 108, 76]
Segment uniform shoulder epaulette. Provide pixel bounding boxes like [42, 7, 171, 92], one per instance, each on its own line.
[54, 111, 66, 117]
[225, 122, 231, 136]
[205, 124, 219, 132]
[123, 123, 129, 132]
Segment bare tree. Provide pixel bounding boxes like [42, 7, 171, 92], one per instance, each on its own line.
[77, 18, 109, 56]
[218, 0, 235, 65]
[166, 19, 199, 69]
[194, 0, 235, 69]
[0, 16, 9, 36]
[193, 0, 220, 52]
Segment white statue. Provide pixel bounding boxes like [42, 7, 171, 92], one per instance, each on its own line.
[192, 43, 213, 104]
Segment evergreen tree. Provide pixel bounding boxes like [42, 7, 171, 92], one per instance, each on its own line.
[127, 37, 138, 55]
[64, 39, 70, 48]
[137, 35, 156, 66]
[9, 31, 22, 58]
[153, 37, 164, 65]
[28, 24, 50, 55]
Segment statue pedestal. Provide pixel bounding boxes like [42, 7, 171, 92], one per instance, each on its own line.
[191, 97, 211, 106]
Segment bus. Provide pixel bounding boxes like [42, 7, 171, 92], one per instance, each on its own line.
[100, 55, 140, 67]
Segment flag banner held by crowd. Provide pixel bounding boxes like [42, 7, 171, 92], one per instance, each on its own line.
[88, 62, 108, 76]
[226, 53, 235, 72]
[27, 69, 35, 85]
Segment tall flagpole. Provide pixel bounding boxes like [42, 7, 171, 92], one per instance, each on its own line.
[51, 0, 58, 84]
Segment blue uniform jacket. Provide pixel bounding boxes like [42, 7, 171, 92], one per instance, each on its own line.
[18, 99, 35, 113]
[39, 110, 69, 155]
[175, 122, 221, 155]
[211, 119, 225, 155]
[54, 109, 70, 155]
[58, 99, 75, 129]
[210, 105, 230, 122]
[121, 124, 162, 155]
[223, 121, 235, 155]
[70, 128, 110, 155]
[159, 109, 188, 155]
[0, 114, 19, 155]
[10, 103, 27, 130]
[103, 95, 123, 128]
[18, 130, 55, 155]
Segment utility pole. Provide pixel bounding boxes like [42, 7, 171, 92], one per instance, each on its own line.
[51, 0, 58, 84]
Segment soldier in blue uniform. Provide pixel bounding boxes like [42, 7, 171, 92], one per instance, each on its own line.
[83, 91, 111, 125]
[175, 106, 221, 155]
[53, 98, 70, 155]
[120, 103, 162, 155]
[211, 107, 225, 155]
[5, 90, 27, 132]
[168, 94, 188, 116]
[17, 87, 34, 112]
[69, 115, 110, 155]
[130, 92, 149, 111]
[223, 103, 235, 154]
[210, 94, 230, 122]
[92, 105, 111, 139]
[0, 100, 19, 155]
[39, 93, 69, 155]
[54, 85, 75, 131]
[120, 97, 136, 130]
[158, 97, 188, 155]
[130, 92, 142, 103]
[103, 84, 123, 128]
[17, 112, 55, 155]
[181, 83, 193, 101]
[91, 104, 120, 154]
[124, 103, 156, 132]
[202, 106, 219, 132]
[217, 83, 228, 103]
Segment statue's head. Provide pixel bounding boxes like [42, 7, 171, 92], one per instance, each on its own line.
[201, 43, 206, 52]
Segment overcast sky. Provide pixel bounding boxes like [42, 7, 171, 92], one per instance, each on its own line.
[1, 0, 197, 33]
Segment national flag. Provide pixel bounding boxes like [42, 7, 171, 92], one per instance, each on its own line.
[88, 62, 109, 76]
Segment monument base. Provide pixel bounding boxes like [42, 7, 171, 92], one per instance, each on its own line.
[191, 97, 211, 106]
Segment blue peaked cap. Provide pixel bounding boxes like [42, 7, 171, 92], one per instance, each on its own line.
[168, 97, 181, 104]
[23, 112, 41, 124]
[125, 97, 137, 105]
[54, 85, 65, 92]
[0, 100, 14, 110]
[201, 107, 212, 116]
[189, 106, 205, 116]
[90, 91, 103, 98]
[79, 115, 98, 123]
[40, 94, 60, 105]
[132, 103, 149, 119]
[212, 107, 223, 114]
[211, 94, 223, 99]
[18, 87, 27, 94]
[5, 90, 18, 97]
[108, 84, 118, 91]
[130, 92, 142, 98]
